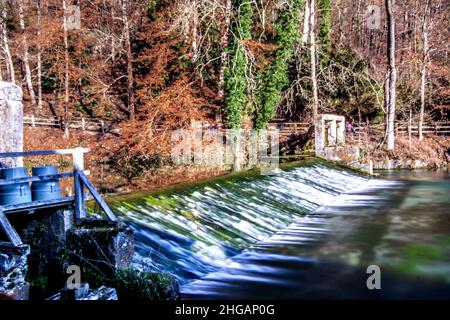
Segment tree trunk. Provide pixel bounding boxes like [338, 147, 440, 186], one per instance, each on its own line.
[37, 0, 43, 112]
[385, 0, 397, 151]
[63, 0, 70, 138]
[1, 4, 15, 83]
[121, 0, 134, 119]
[217, 0, 232, 99]
[301, 0, 310, 44]
[111, 0, 116, 62]
[418, 0, 430, 142]
[384, 74, 390, 128]
[191, 0, 199, 65]
[19, 0, 37, 106]
[309, 0, 319, 119]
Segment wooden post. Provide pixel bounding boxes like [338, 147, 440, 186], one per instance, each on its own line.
[73, 147, 85, 219]
[81, 117, 85, 131]
[366, 119, 369, 145]
[100, 120, 104, 134]
[408, 110, 412, 142]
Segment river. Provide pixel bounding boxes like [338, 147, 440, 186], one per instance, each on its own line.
[108, 161, 450, 299]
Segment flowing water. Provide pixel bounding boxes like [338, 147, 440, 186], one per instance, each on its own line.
[108, 161, 450, 299]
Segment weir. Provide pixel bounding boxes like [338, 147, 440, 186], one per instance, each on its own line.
[109, 162, 371, 283]
[107, 165, 450, 299]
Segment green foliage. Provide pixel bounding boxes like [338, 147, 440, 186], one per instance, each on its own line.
[318, 0, 332, 65]
[234, 0, 253, 40]
[255, 0, 303, 130]
[224, 45, 248, 128]
[290, 45, 383, 122]
[223, 1, 253, 129]
[114, 268, 180, 300]
[320, 48, 383, 121]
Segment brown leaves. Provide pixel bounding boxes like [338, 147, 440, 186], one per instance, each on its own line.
[121, 75, 214, 156]
[242, 39, 279, 55]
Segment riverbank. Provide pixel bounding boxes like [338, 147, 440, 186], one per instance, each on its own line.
[23, 127, 450, 196]
[350, 135, 450, 169]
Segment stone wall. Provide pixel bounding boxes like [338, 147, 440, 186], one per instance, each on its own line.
[0, 205, 135, 300]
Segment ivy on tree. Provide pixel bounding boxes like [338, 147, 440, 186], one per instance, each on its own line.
[318, 0, 332, 65]
[223, 1, 253, 129]
[255, 0, 303, 130]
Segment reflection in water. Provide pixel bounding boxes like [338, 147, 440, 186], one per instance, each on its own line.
[109, 164, 450, 299]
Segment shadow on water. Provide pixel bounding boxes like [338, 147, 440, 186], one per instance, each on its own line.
[108, 163, 450, 299]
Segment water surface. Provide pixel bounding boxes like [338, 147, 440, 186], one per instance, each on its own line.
[109, 163, 450, 299]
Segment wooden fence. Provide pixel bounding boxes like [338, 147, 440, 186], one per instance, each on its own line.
[24, 115, 110, 133]
[23, 114, 450, 139]
[268, 122, 310, 135]
[352, 121, 450, 139]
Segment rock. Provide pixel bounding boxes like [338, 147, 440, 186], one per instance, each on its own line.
[413, 160, 428, 168]
[66, 218, 134, 282]
[60, 283, 90, 300]
[47, 285, 118, 301]
[0, 243, 30, 300]
[84, 286, 118, 300]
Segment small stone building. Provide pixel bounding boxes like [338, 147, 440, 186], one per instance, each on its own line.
[315, 114, 345, 158]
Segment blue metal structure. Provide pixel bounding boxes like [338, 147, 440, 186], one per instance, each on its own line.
[0, 148, 118, 247]
[0, 167, 32, 205]
[31, 166, 61, 201]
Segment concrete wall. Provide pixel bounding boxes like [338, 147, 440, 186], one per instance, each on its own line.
[0, 81, 23, 167]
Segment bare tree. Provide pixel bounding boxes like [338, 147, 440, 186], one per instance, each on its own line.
[62, 0, 70, 138]
[190, 0, 199, 65]
[111, 0, 116, 63]
[418, 0, 430, 141]
[18, 0, 37, 106]
[36, 0, 43, 112]
[1, 2, 14, 83]
[121, 0, 135, 119]
[301, 0, 310, 44]
[218, 0, 231, 99]
[385, 0, 397, 151]
[310, 0, 319, 119]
